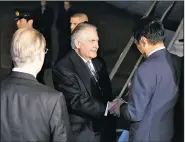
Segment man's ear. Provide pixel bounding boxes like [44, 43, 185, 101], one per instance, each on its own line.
[140, 36, 148, 48]
[28, 19, 33, 27]
[16, 20, 20, 28]
[74, 39, 80, 49]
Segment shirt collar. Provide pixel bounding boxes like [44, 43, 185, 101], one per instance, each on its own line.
[148, 46, 165, 57]
[77, 53, 91, 63]
[12, 67, 36, 78]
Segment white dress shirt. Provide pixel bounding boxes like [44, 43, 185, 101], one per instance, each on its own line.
[41, 7, 45, 14]
[78, 54, 96, 72]
[148, 46, 165, 57]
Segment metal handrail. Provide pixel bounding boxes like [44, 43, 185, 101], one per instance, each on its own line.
[109, 1, 157, 80]
[167, 18, 184, 50]
[118, 1, 176, 98]
[119, 55, 143, 97]
[1, 32, 3, 52]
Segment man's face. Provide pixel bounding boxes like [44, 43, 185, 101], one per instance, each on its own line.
[16, 18, 33, 29]
[77, 28, 99, 61]
[41, 0, 46, 7]
[16, 19, 28, 29]
[70, 17, 87, 33]
[64, 1, 70, 11]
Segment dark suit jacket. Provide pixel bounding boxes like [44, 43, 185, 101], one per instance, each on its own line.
[56, 5, 75, 60]
[32, 6, 54, 42]
[120, 49, 180, 142]
[1, 71, 71, 142]
[52, 50, 116, 142]
[56, 2, 75, 34]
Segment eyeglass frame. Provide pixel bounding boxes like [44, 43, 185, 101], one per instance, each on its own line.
[44, 48, 48, 54]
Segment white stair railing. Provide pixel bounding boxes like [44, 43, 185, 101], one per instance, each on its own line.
[109, 1, 157, 80]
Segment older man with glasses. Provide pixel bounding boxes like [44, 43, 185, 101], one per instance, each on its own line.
[1, 28, 71, 142]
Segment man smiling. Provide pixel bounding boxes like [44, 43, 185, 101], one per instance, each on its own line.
[52, 23, 116, 142]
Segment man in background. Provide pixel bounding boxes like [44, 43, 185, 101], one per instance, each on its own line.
[70, 13, 88, 32]
[32, 0, 54, 84]
[12, 9, 34, 69]
[14, 9, 33, 29]
[1, 28, 71, 142]
[56, 0, 75, 61]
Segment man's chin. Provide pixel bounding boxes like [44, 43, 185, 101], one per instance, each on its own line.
[92, 54, 97, 59]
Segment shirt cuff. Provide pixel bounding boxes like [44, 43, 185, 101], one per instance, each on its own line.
[104, 102, 109, 116]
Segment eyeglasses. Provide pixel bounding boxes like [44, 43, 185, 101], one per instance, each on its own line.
[44, 48, 48, 54]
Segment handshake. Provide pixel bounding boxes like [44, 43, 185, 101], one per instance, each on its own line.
[104, 97, 127, 117]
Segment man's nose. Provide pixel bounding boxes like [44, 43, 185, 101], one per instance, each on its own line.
[70, 25, 74, 31]
[95, 42, 99, 49]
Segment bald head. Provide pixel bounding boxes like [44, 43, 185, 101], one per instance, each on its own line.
[70, 13, 88, 32]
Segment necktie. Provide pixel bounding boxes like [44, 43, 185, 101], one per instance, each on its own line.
[86, 61, 103, 95]
[86, 61, 98, 82]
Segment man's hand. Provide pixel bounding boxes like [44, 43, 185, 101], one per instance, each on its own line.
[104, 100, 118, 116]
[108, 97, 125, 117]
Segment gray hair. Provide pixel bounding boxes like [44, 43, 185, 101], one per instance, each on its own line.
[10, 28, 46, 67]
[71, 23, 97, 49]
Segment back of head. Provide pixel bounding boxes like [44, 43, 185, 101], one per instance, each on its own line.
[133, 17, 165, 44]
[71, 22, 96, 49]
[11, 28, 46, 68]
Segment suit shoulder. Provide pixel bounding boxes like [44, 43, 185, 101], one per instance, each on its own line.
[136, 60, 155, 77]
[1, 78, 62, 101]
[53, 55, 75, 78]
[55, 54, 72, 71]
[38, 83, 60, 94]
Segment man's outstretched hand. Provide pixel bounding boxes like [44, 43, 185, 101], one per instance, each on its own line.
[108, 97, 125, 117]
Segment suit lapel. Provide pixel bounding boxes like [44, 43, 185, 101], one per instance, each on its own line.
[69, 50, 94, 96]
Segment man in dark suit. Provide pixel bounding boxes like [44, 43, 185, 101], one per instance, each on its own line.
[56, 1, 76, 61]
[32, 0, 54, 84]
[109, 17, 181, 142]
[70, 13, 88, 32]
[1, 28, 71, 142]
[52, 23, 116, 142]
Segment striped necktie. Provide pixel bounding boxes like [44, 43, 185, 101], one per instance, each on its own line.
[86, 61, 98, 82]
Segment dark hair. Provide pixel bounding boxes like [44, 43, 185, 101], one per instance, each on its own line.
[133, 17, 165, 44]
